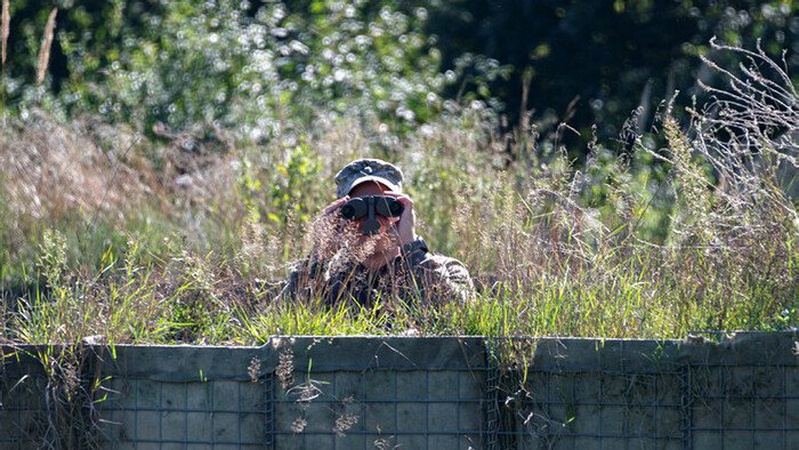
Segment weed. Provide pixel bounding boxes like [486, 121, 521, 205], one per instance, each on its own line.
[35, 8, 56, 86]
[0, 43, 796, 343]
[276, 349, 294, 391]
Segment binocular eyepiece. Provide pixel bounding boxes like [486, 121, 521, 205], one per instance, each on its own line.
[339, 195, 405, 235]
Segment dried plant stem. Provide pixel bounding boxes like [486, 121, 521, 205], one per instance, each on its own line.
[1, 0, 9, 77]
[36, 8, 57, 86]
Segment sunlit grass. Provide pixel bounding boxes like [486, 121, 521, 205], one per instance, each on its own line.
[1, 44, 797, 345]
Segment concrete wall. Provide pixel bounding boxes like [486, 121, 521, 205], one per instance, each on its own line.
[1, 332, 797, 449]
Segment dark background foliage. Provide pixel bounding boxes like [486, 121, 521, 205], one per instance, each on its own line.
[2, 0, 797, 153]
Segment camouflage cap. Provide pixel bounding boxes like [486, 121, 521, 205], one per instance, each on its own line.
[335, 158, 403, 198]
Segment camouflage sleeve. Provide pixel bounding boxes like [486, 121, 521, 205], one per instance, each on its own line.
[402, 239, 476, 305]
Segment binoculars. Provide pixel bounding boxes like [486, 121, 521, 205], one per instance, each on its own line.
[339, 195, 405, 235]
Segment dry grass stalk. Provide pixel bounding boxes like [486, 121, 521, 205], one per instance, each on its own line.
[36, 7, 57, 85]
[1, 0, 9, 75]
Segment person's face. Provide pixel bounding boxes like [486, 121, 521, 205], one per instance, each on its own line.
[347, 181, 401, 249]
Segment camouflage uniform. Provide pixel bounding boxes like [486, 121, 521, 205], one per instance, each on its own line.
[278, 158, 474, 307]
[279, 239, 474, 307]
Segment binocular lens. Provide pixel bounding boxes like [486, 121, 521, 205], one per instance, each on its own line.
[387, 200, 403, 216]
[339, 196, 404, 221]
[339, 203, 357, 220]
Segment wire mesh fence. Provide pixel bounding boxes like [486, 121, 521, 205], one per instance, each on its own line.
[1, 333, 798, 449]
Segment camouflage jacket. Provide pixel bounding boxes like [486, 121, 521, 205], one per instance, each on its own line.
[278, 239, 474, 307]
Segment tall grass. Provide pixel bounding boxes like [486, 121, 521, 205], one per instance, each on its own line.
[0, 43, 796, 345]
[1, 0, 9, 78]
[36, 8, 57, 86]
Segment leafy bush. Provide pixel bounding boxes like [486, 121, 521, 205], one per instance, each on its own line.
[2, 1, 455, 141]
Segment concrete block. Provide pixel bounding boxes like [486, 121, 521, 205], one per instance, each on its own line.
[722, 430, 753, 450]
[303, 433, 335, 448]
[335, 432, 366, 448]
[239, 381, 262, 411]
[688, 367, 715, 399]
[601, 374, 630, 403]
[135, 411, 161, 441]
[185, 412, 212, 441]
[108, 443, 136, 450]
[752, 366, 782, 396]
[429, 433, 460, 450]
[656, 407, 682, 436]
[754, 399, 783, 428]
[300, 400, 335, 433]
[213, 381, 240, 412]
[547, 404, 571, 428]
[395, 434, 427, 449]
[273, 434, 300, 449]
[160, 382, 186, 412]
[787, 430, 799, 450]
[573, 436, 601, 450]
[364, 370, 395, 401]
[459, 370, 484, 401]
[334, 372, 362, 400]
[573, 373, 601, 402]
[601, 437, 627, 449]
[161, 444, 186, 450]
[628, 407, 657, 435]
[397, 402, 426, 433]
[526, 373, 549, 402]
[185, 445, 213, 450]
[212, 412, 239, 442]
[428, 371, 459, 401]
[274, 401, 312, 435]
[600, 406, 626, 435]
[656, 373, 682, 406]
[239, 411, 265, 443]
[364, 401, 396, 433]
[786, 366, 799, 394]
[397, 371, 427, 401]
[693, 401, 722, 429]
[186, 382, 211, 410]
[754, 431, 783, 449]
[572, 405, 601, 434]
[724, 367, 756, 398]
[133, 379, 160, 409]
[429, 402, 458, 433]
[115, 408, 137, 442]
[211, 445, 238, 450]
[458, 401, 482, 432]
[722, 400, 753, 428]
[161, 410, 186, 441]
[787, 398, 799, 423]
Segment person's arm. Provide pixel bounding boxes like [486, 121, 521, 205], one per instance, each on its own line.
[401, 239, 476, 305]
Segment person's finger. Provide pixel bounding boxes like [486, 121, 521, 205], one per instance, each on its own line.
[389, 194, 415, 245]
[322, 196, 350, 215]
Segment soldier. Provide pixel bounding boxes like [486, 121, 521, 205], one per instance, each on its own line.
[278, 158, 474, 309]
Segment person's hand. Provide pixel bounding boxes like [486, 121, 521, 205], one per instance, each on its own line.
[387, 193, 415, 247]
[321, 196, 350, 216]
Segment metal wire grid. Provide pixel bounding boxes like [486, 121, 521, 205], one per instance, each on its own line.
[498, 369, 686, 450]
[267, 368, 487, 450]
[97, 376, 270, 448]
[0, 374, 47, 449]
[686, 363, 799, 449]
[2, 344, 799, 449]
[0, 363, 488, 449]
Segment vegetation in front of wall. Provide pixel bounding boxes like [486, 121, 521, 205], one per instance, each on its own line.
[1, 41, 796, 345]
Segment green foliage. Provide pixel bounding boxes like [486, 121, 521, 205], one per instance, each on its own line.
[2, 1, 452, 139]
[0, 5, 797, 344]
